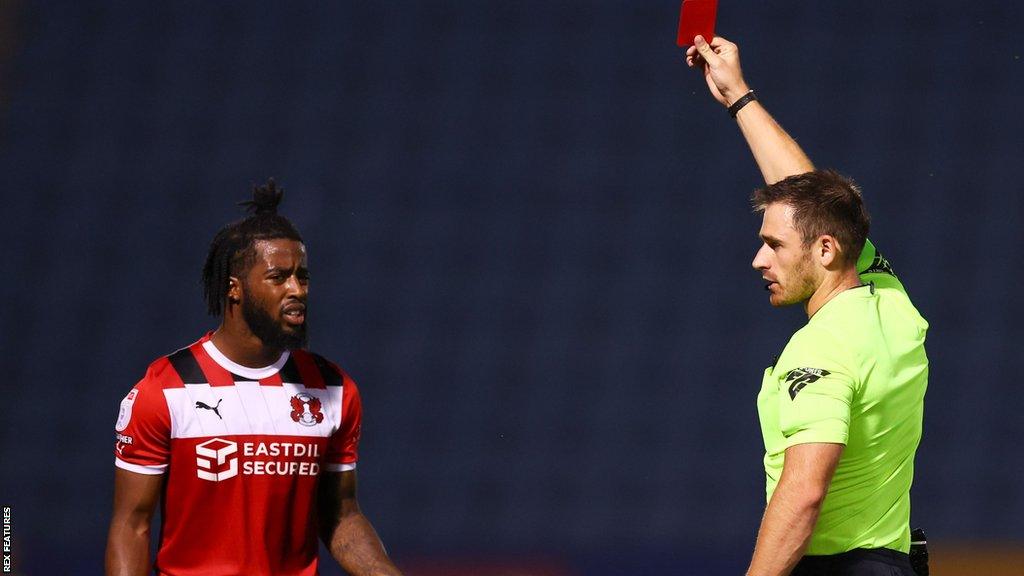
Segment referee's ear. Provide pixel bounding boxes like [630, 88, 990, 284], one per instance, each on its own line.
[815, 234, 846, 270]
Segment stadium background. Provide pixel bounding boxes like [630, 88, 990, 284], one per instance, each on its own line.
[1, 1, 1022, 574]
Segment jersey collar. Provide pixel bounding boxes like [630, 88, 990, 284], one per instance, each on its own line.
[201, 339, 290, 381]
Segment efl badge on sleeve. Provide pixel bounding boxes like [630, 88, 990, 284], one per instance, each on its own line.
[115, 388, 139, 432]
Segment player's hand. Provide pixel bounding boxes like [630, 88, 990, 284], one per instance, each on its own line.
[685, 35, 750, 108]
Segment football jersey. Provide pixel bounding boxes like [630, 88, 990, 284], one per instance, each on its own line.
[757, 240, 928, 554]
[113, 333, 362, 576]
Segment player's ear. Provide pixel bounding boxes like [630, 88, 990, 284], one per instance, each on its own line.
[817, 235, 841, 268]
[227, 277, 242, 305]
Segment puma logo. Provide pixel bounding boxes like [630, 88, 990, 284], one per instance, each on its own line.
[195, 399, 224, 420]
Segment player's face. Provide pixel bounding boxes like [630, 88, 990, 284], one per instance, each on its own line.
[752, 203, 818, 307]
[240, 238, 309, 350]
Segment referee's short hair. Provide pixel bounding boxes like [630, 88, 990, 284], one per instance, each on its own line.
[752, 169, 870, 264]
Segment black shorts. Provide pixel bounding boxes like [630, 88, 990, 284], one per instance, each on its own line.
[791, 547, 915, 576]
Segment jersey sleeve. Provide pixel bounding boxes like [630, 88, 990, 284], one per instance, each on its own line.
[776, 328, 857, 448]
[324, 369, 363, 473]
[114, 362, 172, 475]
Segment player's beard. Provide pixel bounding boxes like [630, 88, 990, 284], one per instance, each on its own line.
[782, 251, 820, 306]
[241, 294, 308, 351]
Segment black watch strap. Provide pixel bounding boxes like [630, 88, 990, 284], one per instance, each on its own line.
[728, 90, 757, 118]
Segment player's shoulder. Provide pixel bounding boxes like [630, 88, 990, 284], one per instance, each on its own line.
[290, 348, 355, 388]
[852, 241, 926, 327]
[856, 238, 911, 294]
[789, 321, 844, 350]
[133, 344, 196, 391]
[780, 321, 855, 374]
[856, 239, 895, 276]
[114, 343, 194, 426]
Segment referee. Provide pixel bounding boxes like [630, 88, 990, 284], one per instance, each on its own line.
[686, 36, 928, 576]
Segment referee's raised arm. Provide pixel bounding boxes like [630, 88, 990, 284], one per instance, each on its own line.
[686, 35, 813, 184]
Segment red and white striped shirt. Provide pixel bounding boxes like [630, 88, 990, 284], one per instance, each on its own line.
[114, 333, 362, 576]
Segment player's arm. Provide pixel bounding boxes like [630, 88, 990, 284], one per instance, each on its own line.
[105, 468, 163, 576]
[318, 470, 403, 576]
[746, 442, 843, 576]
[686, 35, 814, 184]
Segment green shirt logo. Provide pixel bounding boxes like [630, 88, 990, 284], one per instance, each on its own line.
[784, 367, 831, 400]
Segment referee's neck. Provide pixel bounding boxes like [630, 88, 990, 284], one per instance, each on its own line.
[805, 267, 862, 318]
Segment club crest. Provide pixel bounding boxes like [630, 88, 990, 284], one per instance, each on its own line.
[289, 393, 325, 426]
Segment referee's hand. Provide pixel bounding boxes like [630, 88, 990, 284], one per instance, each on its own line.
[685, 35, 751, 108]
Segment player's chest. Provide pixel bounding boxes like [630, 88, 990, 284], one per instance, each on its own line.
[164, 382, 342, 439]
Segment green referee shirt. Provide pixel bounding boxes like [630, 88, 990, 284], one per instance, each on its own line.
[756, 239, 928, 555]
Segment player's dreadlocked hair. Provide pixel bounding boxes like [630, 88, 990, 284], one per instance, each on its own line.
[202, 179, 304, 316]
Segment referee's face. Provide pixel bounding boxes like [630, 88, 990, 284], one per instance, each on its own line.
[753, 203, 818, 307]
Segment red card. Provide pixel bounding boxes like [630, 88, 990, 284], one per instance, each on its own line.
[676, 0, 718, 47]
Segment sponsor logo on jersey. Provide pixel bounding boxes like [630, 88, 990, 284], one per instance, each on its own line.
[115, 433, 134, 455]
[195, 438, 321, 481]
[196, 438, 239, 481]
[290, 393, 324, 426]
[195, 399, 224, 419]
[785, 367, 831, 400]
[115, 389, 139, 432]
